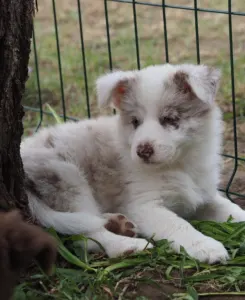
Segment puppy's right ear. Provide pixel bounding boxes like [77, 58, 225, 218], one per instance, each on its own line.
[96, 70, 136, 110]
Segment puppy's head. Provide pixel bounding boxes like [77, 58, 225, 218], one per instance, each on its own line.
[96, 64, 221, 166]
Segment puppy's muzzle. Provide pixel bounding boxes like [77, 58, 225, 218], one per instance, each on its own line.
[136, 142, 154, 161]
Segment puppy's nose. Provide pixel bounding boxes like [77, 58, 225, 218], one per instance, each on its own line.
[137, 143, 154, 161]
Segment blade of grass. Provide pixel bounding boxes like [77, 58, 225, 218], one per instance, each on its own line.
[46, 103, 64, 124]
[48, 228, 96, 272]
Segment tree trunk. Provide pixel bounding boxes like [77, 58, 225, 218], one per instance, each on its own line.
[0, 0, 35, 220]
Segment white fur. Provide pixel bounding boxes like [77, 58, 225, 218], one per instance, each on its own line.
[21, 64, 245, 262]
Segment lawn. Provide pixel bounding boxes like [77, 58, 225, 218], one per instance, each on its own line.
[15, 220, 245, 299]
[19, 0, 245, 298]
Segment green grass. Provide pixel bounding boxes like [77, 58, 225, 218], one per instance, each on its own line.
[19, 1, 245, 298]
[15, 220, 245, 299]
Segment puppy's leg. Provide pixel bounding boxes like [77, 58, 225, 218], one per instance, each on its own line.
[195, 192, 245, 222]
[27, 158, 108, 235]
[30, 196, 152, 257]
[84, 226, 152, 258]
[29, 194, 109, 235]
[125, 201, 229, 264]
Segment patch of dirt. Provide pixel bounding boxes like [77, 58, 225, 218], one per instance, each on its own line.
[202, 297, 245, 300]
[123, 270, 245, 300]
[128, 282, 182, 300]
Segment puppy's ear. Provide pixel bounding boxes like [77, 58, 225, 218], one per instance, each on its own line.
[173, 65, 221, 105]
[96, 70, 136, 109]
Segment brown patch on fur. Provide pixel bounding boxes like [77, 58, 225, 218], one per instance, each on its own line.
[83, 140, 125, 211]
[0, 209, 57, 300]
[104, 214, 137, 237]
[36, 169, 61, 186]
[173, 71, 193, 95]
[161, 71, 212, 123]
[163, 103, 210, 122]
[123, 249, 134, 255]
[46, 173, 61, 185]
[57, 153, 67, 161]
[159, 111, 180, 129]
[24, 174, 42, 199]
[45, 134, 55, 148]
[174, 71, 211, 118]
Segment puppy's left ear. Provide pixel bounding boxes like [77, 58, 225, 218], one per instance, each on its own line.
[174, 65, 221, 105]
[96, 70, 136, 110]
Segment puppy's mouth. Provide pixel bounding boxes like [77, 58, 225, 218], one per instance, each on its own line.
[140, 156, 175, 167]
[141, 158, 160, 165]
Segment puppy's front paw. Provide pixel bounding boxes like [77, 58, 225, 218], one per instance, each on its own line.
[106, 238, 153, 258]
[185, 237, 229, 264]
[104, 213, 138, 237]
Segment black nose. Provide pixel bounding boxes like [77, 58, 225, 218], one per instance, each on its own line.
[137, 143, 154, 160]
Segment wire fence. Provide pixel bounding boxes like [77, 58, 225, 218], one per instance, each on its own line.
[24, 0, 245, 201]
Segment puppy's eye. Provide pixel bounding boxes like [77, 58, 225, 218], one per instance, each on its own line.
[159, 116, 179, 128]
[131, 117, 140, 129]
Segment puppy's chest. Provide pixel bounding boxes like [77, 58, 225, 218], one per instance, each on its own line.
[161, 189, 201, 219]
[163, 179, 208, 218]
[129, 169, 207, 218]
[162, 194, 199, 219]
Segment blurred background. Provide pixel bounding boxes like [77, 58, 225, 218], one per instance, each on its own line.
[23, 0, 245, 200]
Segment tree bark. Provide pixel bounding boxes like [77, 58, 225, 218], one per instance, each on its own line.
[0, 0, 35, 220]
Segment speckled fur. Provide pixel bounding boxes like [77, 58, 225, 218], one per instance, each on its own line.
[21, 64, 245, 262]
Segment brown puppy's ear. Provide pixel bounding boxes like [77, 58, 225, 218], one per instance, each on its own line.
[5, 210, 57, 275]
[173, 65, 221, 105]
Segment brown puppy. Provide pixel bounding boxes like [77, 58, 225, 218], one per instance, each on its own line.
[0, 209, 57, 300]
